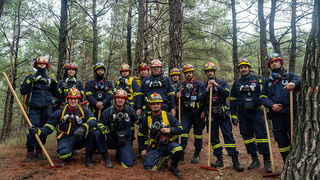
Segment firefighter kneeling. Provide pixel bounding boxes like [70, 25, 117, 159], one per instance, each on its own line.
[28, 87, 98, 165]
[93, 89, 138, 168]
[138, 93, 183, 178]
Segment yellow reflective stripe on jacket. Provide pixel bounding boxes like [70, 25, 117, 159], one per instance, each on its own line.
[212, 143, 222, 149]
[138, 132, 144, 136]
[279, 146, 290, 152]
[86, 91, 93, 96]
[225, 88, 230, 92]
[256, 139, 269, 143]
[58, 88, 63, 94]
[171, 146, 183, 154]
[44, 123, 55, 131]
[244, 138, 256, 144]
[229, 97, 236, 101]
[168, 91, 175, 96]
[259, 95, 268, 99]
[194, 135, 203, 139]
[225, 144, 236, 148]
[152, 165, 158, 171]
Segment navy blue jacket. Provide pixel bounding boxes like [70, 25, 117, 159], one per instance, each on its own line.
[57, 79, 84, 104]
[200, 78, 230, 111]
[85, 77, 114, 109]
[230, 74, 264, 115]
[41, 104, 97, 138]
[179, 79, 205, 112]
[20, 72, 57, 109]
[100, 105, 138, 139]
[137, 74, 176, 110]
[260, 72, 301, 114]
[114, 76, 140, 105]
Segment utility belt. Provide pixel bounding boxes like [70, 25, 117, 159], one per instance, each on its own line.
[239, 105, 263, 111]
[211, 104, 229, 119]
[182, 100, 200, 112]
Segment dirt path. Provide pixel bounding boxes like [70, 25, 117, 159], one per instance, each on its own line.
[0, 127, 283, 180]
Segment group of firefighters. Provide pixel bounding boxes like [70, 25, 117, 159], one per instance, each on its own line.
[21, 52, 300, 179]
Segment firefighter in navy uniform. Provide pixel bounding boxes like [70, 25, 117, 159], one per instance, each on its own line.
[169, 68, 181, 91]
[260, 53, 301, 163]
[230, 58, 272, 173]
[85, 62, 114, 119]
[134, 63, 150, 87]
[136, 59, 176, 117]
[28, 88, 98, 166]
[138, 93, 183, 178]
[56, 62, 85, 111]
[94, 89, 138, 168]
[200, 62, 244, 172]
[115, 63, 140, 107]
[176, 64, 205, 164]
[20, 57, 58, 162]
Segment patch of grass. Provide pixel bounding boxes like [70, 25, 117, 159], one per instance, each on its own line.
[0, 133, 25, 149]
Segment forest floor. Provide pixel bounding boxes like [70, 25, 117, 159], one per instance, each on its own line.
[0, 126, 283, 180]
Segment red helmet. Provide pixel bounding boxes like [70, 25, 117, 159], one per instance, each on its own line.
[169, 68, 181, 75]
[64, 62, 78, 70]
[113, 88, 128, 100]
[150, 59, 163, 67]
[138, 63, 150, 72]
[265, 52, 284, 68]
[33, 56, 50, 69]
[66, 87, 81, 99]
[120, 63, 132, 72]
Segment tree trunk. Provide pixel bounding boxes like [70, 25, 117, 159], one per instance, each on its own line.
[1, 0, 21, 140]
[258, 0, 269, 77]
[168, 0, 182, 69]
[143, 2, 149, 63]
[57, 0, 68, 81]
[120, 27, 124, 64]
[157, 2, 162, 60]
[135, 0, 145, 68]
[280, 0, 320, 178]
[289, 0, 297, 73]
[0, 0, 5, 18]
[231, 0, 238, 80]
[92, 0, 98, 65]
[126, 0, 132, 68]
[106, 1, 118, 79]
[68, 1, 74, 63]
[269, 0, 281, 55]
[81, 0, 87, 86]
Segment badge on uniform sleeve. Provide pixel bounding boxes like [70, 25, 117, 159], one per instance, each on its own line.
[282, 80, 288, 85]
[268, 82, 272, 87]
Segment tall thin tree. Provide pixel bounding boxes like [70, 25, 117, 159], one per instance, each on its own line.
[127, 0, 133, 68]
[57, 0, 68, 81]
[135, 0, 145, 68]
[289, 0, 297, 73]
[258, 0, 269, 77]
[231, 0, 239, 80]
[280, 0, 320, 178]
[169, 0, 182, 69]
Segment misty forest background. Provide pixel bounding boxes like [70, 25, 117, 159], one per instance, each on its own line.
[0, 0, 314, 143]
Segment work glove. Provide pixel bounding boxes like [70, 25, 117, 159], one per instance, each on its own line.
[28, 125, 41, 136]
[231, 115, 239, 126]
[74, 125, 86, 139]
[97, 123, 110, 135]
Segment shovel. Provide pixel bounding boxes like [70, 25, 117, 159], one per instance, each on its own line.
[3, 72, 57, 168]
[200, 87, 217, 171]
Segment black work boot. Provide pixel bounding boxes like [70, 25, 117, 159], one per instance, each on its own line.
[211, 154, 224, 168]
[232, 155, 244, 172]
[102, 152, 113, 168]
[191, 149, 201, 164]
[26, 152, 35, 162]
[35, 150, 46, 160]
[179, 148, 186, 164]
[247, 153, 260, 170]
[85, 151, 94, 167]
[169, 161, 182, 179]
[263, 153, 272, 173]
